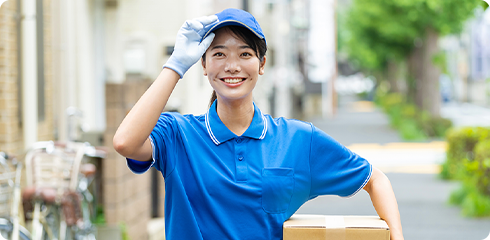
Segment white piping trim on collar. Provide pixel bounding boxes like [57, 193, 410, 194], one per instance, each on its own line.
[205, 106, 268, 144]
[259, 113, 267, 139]
[205, 111, 220, 145]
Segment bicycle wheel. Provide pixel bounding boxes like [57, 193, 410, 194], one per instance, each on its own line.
[0, 219, 9, 240]
[76, 232, 96, 240]
[18, 225, 32, 240]
[0, 218, 32, 240]
[74, 226, 97, 240]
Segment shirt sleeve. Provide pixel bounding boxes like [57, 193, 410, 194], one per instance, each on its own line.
[126, 157, 154, 174]
[126, 137, 157, 174]
[309, 124, 372, 198]
[125, 112, 179, 177]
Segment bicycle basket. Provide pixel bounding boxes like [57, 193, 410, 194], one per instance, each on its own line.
[0, 166, 15, 218]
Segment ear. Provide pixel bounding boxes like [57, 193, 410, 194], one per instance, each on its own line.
[259, 56, 266, 75]
[201, 58, 207, 76]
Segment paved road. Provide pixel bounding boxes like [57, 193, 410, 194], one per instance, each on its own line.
[297, 95, 490, 240]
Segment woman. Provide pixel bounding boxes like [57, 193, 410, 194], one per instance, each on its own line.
[113, 8, 404, 240]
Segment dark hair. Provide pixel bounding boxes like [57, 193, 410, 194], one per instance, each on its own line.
[203, 26, 267, 107]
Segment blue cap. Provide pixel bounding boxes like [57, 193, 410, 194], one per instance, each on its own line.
[202, 8, 266, 44]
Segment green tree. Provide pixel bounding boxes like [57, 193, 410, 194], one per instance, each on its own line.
[484, 1, 490, 10]
[342, 0, 482, 117]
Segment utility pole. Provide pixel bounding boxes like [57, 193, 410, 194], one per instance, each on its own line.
[308, 0, 337, 118]
[21, 0, 38, 149]
[322, 0, 337, 118]
[242, 0, 249, 11]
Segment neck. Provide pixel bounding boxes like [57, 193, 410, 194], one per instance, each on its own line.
[216, 97, 254, 136]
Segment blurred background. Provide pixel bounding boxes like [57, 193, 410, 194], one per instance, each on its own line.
[1, 0, 490, 239]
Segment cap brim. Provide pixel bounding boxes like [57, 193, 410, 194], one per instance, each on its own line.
[201, 20, 264, 42]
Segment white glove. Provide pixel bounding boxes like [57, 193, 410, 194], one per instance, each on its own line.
[163, 15, 219, 78]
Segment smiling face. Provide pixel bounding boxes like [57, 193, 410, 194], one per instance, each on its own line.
[202, 27, 266, 104]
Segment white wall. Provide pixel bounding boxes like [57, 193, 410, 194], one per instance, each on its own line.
[51, 0, 107, 141]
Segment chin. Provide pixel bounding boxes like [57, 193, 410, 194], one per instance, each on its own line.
[217, 93, 253, 102]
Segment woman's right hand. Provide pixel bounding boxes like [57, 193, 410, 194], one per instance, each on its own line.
[163, 15, 219, 78]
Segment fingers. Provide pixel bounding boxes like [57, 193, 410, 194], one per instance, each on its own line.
[200, 32, 215, 49]
[185, 19, 204, 32]
[196, 15, 219, 26]
[184, 15, 219, 32]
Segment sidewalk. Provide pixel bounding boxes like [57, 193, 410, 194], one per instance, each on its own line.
[308, 95, 404, 146]
[441, 101, 490, 127]
[298, 95, 490, 240]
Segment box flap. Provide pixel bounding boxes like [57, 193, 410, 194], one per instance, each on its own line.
[284, 215, 389, 230]
[343, 216, 389, 229]
[283, 215, 327, 228]
[284, 215, 344, 229]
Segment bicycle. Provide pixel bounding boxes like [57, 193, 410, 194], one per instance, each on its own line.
[0, 152, 32, 240]
[71, 161, 97, 240]
[22, 141, 102, 240]
[63, 143, 102, 240]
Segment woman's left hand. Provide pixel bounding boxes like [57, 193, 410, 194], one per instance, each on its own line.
[363, 167, 404, 240]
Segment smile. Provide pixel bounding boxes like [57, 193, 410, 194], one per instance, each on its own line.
[220, 78, 246, 84]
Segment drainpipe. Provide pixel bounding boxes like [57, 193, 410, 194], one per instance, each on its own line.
[21, 0, 38, 150]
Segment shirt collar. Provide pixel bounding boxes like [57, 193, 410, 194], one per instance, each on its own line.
[205, 100, 268, 145]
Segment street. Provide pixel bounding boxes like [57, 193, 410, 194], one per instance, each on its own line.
[296, 95, 490, 240]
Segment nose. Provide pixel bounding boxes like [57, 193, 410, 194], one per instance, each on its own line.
[224, 56, 241, 73]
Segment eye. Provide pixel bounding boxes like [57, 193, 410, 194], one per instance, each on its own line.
[241, 52, 254, 57]
[213, 52, 224, 57]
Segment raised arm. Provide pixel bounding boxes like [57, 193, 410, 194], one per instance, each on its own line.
[363, 167, 404, 240]
[113, 69, 179, 161]
[113, 15, 218, 161]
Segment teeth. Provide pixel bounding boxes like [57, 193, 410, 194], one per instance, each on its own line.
[224, 78, 243, 84]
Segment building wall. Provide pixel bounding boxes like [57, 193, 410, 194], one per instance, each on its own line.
[0, 0, 54, 155]
[0, 0, 22, 154]
[104, 81, 155, 240]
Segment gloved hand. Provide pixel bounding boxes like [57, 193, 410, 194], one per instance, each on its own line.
[163, 15, 219, 78]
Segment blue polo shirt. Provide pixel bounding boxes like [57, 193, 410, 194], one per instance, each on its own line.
[127, 100, 372, 240]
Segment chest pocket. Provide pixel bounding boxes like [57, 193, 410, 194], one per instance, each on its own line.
[261, 168, 295, 214]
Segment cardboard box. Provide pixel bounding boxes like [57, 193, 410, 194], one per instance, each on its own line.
[283, 214, 390, 240]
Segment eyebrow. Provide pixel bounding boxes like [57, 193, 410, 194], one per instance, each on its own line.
[210, 45, 252, 50]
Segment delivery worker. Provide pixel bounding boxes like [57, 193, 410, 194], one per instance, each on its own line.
[113, 8, 404, 240]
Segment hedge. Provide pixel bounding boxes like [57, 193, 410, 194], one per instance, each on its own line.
[375, 92, 452, 140]
[441, 127, 490, 180]
[441, 127, 490, 217]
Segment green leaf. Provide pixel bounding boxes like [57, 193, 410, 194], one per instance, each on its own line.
[341, 0, 482, 72]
